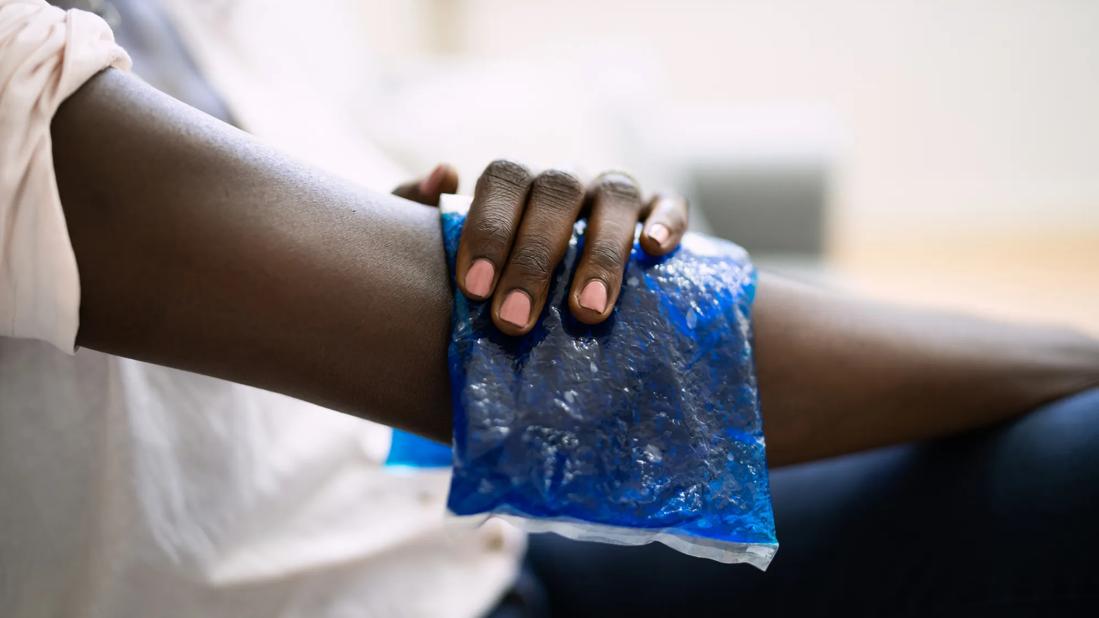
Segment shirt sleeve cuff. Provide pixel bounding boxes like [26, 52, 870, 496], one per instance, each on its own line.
[0, 0, 131, 353]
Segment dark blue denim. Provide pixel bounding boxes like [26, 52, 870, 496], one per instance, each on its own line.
[494, 388, 1099, 618]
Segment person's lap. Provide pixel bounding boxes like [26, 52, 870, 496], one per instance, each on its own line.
[499, 387, 1099, 617]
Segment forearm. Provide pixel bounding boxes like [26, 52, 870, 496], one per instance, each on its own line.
[754, 275, 1099, 465]
[53, 69, 454, 440]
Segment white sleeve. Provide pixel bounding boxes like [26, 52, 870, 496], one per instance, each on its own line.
[0, 0, 130, 353]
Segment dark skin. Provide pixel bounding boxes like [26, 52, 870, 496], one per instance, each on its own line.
[394, 162, 689, 335]
[53, 69, 1099, 465]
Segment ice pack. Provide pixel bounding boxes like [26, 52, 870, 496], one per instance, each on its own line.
[439, 194, 778, 568]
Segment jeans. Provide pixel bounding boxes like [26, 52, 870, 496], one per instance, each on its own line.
[489, 388, 1099, 617]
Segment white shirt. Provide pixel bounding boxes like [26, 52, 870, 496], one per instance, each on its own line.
[0, 2, 523, 617]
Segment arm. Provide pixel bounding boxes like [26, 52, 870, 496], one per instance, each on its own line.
[53, 69, 1099, 462]
[754, 275, 1099, 465]
[54, 68, 455, 440]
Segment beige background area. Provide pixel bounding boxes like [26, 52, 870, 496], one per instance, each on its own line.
[833, 231, 1099, 336]
[354, 0, 1098, 334]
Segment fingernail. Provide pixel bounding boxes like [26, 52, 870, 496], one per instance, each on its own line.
[465, 259, 494, 298]
[579, 280, 608, 313]
[500, 290, 531, 328]
[648, 223, 670, 245]
[419, 165, 446, 195]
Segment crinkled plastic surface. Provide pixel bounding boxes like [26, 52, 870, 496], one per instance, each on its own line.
[440, 195, 778, 568]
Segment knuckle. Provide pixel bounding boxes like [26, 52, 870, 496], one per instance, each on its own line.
[595, 172, 641, 205]
[586, 237, 628, 272]
[482, 159, 532, 194]
[469, 210, 514, 252]
[510, 240, 555, 280]
[531, 169, 584, 211]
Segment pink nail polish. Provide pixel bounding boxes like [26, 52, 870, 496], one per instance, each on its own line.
[465, 259, 494, 298]
[500, 290, 531, 328]
[579, 280, 608, 313]
[649, 223, 670, 245]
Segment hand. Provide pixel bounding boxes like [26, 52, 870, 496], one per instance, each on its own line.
[396, 160, 689, 336]
[392, 163, 460, 206]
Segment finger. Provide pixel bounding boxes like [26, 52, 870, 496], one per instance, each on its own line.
[456, 159, 533, 300]
[392, 163, 460, 206]
[569, 172, 643, 324]
[639, 193, 688, 255]
[493, 169, 586, 335]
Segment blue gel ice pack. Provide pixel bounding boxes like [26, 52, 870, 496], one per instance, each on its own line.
[385, 428, 453, 468]
[439, 195, 778, 568]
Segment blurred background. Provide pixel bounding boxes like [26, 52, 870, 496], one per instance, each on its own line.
[165, 0, 1099, 334]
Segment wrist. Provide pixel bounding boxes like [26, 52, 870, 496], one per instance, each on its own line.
[1022, 327, 1099, 408]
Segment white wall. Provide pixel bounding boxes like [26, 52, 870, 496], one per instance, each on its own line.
[356, 0, 1099, 330]
[443, 0, 1099, 236]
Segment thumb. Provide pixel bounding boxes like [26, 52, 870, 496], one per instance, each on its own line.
[392, 163, 460, 206]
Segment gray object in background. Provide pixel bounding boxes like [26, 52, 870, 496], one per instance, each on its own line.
[689, 162, 827, 257]
[626, 104, 840, 261]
